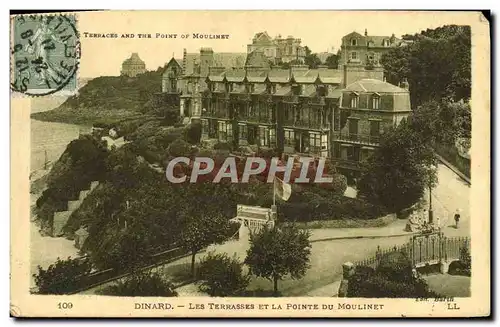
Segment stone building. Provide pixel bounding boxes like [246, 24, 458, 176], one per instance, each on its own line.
[247, 31, 306, 64]
[338, 29, 409, 70]
[177, 48, 247, 118]
[198, 61, 410, 175]
[121, 53, 146, 77]
[333, 78, 411, 175]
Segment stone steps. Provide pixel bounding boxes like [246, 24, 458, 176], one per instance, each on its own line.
[49, 181, 100, 237]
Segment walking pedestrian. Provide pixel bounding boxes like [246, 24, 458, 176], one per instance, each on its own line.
[454, 209, 461, 229]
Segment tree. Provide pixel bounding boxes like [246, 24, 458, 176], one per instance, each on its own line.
[358, 119, 437, 212]
[33, 257, 92, 294]
[244, 225, 311, 296]
[184, 121, 202, 144]
[197, 252, 250, 296]
[178, 189, 232, 277]
[324, 54, 339, 69]
[98, 270, 178, 297]
[381, 25, 470, 107]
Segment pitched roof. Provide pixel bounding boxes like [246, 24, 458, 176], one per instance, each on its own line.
[207, 72, 225, 82]
[252, 84, 267, 95]
[123, 53, 145, 66]
[366, 35, 400, 47]
[344, 79, 408, 93]
[274, 85, 291, 96]
[213, 53, 246, 68]
[267, 69, 291, 83]
[225, 69, 246, 82]
[317, 69, 342, 84]
[301, 84, 316, 97]
[246, 70, 268, 83]
[245, 50, 271, 68]
[184, 53, 200, 75]
[252, 31, 273, 44]
[326, 87, 343, 99]
[292, 70, 318, 83]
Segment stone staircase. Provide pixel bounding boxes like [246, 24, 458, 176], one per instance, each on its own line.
[52, 181, 99, 237]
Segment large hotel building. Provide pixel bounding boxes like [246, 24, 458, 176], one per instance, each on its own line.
[157, 31, 412, 176]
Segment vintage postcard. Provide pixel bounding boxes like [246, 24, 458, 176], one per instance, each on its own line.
[10, 10, 490, 318]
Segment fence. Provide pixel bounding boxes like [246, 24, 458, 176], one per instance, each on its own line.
[353, 233, 471, 270]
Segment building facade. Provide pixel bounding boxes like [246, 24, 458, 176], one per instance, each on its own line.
[247, 32, 306, 64]
[121, 53, 146, 77]
[333, 78, 411, 175]
[338, 29, 409, 70]
[159, 31, 412, 174]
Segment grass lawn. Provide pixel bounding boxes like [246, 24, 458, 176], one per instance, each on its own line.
[423, 274, 471, 297]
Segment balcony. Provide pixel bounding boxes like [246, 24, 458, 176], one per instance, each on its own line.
[201, 110, 228, 119]
[332, 158, 364, 171]
[333, 132, 380, 146]
[283, 119, 330, 130]
[283, 95, 299, 104]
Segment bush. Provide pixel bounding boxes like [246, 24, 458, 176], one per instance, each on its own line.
[98, 271, 178, 297]
[278, 193, 388, 223]
[449, 246, 471, 276]
[347, 253, 439, 298]
[167, 138, 193, 158]
[34, 257, 92, 294]
[197, 252, 250, 297]
[213, 142, 232, 151]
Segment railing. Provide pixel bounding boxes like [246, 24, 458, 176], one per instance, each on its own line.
[333, 132, 380, 145]
[353, 235, 471, 270]
[201, 110, 228, 118]
[283, 119, 330, 130]
[308, 96, 326, 106]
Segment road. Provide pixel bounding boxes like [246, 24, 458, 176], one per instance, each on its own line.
[428, 163, 470, 237]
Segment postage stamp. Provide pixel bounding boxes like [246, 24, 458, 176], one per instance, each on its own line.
[9, 10, 490, 318]
[10, 14, 80, 96]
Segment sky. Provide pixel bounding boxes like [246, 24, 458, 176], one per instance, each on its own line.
[77, 11, 481, 78]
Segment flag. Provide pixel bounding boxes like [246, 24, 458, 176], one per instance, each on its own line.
[274, 177, 292, 201]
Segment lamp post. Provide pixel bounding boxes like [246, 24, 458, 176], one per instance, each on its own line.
[428, 184, 433, 225]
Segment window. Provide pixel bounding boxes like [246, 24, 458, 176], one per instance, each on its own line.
[350, 52, 358, 60]
[258, 127, 269, 147]
[239, 124, 247, 140]
[284, 129, 295, 147]
[170, 78, 177, 91]
[372, 96, 380, 109]
[201, 119, 208, 135]
[350, 95, 359, 108]
[370, 120, 380, 141]
[269, 129, 276, 146]
[218, 121, 226, 141]
[348, 119, 358, 140]
[351, 39, 357, 46]
[310, 133, 321, 152]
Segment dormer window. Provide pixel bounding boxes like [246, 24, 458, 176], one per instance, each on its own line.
[350, 93, 359, 108]
[351, 39, 357, 46]
[372, 93, 380, 109]
[383, 39, 390, 47]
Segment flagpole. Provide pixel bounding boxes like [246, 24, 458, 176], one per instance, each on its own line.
[273, 177, 276, 207]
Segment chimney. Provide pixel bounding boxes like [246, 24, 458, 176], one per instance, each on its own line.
[182, 48, 187, 74]
[364, 29, 368, 36]
[399, 78, 410, 91]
